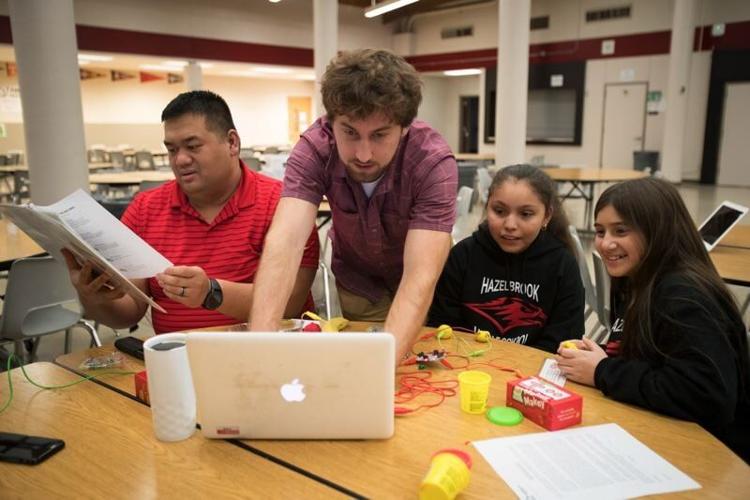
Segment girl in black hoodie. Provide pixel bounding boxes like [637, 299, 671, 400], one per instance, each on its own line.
[556, 178, 749, 464]
[428, 164, 585, 353]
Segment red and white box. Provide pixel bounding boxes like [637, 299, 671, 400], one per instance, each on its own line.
[134, 370, 149, 404]
[506, 376, 582, 431]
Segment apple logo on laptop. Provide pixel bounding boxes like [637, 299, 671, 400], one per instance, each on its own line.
[280, 378, 306, 402]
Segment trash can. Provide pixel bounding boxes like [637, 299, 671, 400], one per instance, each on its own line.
[633, 151, 659, 174]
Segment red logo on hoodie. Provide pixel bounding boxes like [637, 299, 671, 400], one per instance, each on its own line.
[465, 296, 547, 335]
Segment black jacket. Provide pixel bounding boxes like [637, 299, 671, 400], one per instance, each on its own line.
[595, 273, 750, 463]
[428, 225, 585, 352]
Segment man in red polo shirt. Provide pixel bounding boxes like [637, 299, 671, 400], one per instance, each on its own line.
[63, 91, 319, 333]
[249, 49, 458, 362]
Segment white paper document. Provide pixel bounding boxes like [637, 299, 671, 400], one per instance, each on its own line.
[0, 189, 172, 312]
[473, 423, 700, 499]
[538, 358, 566, 387]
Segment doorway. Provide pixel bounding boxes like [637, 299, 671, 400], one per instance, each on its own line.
[459, 96, 479, 153]
[287, 96, 312, 145]
[601, 83, 647, 168]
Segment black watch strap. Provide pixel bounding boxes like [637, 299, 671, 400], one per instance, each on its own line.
[202, 278, 223, 310]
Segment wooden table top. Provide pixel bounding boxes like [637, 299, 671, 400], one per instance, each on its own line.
[0, 362, 349, 498]
[88, 170, 175, 185]
[0, 162, 113, 173]
[710, 245, 750, 287]
[55, 324, 750, 498]
[0, 217, 44, 268]
[719, 224, 750, 249]
[542, 167, 649, 182]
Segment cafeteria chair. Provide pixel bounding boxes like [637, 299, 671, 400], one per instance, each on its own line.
[98, 198, 131, 219]
[135, 151, 156, 170]
[633, 150, 660, 176]
[590, 251, 611, 343]
[87, 147, 109, 163]
[451, 186, 474, 244]
[109, 150, 127, 170]
[243, 156, 262, 172]
[568, 226, 596, 329]
[475, 167, 492, 204]
[0, 256, 101, 365]
[139, 180, 167, 192]
[6, 150, 23, 165]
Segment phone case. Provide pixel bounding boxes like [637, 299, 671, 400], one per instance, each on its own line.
[114, 336, 145, 360]
[0, 432, 65, 465]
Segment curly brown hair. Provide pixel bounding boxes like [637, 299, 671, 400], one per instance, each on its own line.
[321, 49, 422, 127]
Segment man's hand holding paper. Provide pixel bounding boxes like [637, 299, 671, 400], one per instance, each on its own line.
[62, 249, 128, 305]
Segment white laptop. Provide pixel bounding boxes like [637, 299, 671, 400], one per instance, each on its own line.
[697, 201, 748, 251]
[186, 331, 395, 440]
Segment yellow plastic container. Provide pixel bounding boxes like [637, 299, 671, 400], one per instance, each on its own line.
[419, 449, 473, 500]
[457, 370, 492, 414]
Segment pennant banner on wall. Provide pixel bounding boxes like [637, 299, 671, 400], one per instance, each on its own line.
[111, 70, 136, 81]
[79, 68, 107, 80]
[167, 73, 184, 84]
[139, 72, 163, 83]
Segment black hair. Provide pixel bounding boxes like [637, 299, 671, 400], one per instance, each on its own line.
[161, 90, 236, 136]
[483, 164, 574, 253]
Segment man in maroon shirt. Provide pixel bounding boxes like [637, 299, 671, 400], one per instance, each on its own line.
[250, 49, 458, 362]
[63, 91, 318, 333]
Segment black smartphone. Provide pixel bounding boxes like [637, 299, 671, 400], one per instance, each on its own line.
[114, 336, 145, 360]
[0, 432, 65, 465]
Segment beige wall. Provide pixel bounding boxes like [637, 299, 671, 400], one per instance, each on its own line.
[0, 72, 314, 152]
[409, 0, 750, 55]
[0, 0, 393, 51]
[411, 0, 748, 179]
[420, 74, 482, 153]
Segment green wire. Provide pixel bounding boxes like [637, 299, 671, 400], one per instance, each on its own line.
[0, 354, 14, 414]
[0, 353, 135, 415]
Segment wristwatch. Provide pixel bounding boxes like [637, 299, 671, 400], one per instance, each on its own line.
[202, 278, 223, 310]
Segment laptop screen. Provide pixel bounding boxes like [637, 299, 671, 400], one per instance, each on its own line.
[699, 204, 746, 246]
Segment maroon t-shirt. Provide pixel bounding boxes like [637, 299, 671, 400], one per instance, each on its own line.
[282, 117, 457, 302]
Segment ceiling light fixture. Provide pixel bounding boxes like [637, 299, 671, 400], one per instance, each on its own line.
[365, 0, 420, 19]
[443, 68, 482, 76]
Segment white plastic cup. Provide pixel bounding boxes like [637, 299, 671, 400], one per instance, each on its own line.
[143, 333, 196, 442]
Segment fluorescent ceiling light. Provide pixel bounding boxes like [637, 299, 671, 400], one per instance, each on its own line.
[365, 0, 420, 18]
[444, 68, 482, 76]
[78, 61, 91, 66]
[78, 53, 113, 62]
[163, 60, 188, 67]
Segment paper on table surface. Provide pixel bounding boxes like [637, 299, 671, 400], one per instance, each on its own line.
[0, 189, 172, 313]
[473, 423, 700, 499]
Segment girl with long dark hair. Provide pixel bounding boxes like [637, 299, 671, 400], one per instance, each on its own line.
[557, 177, 749, 463]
